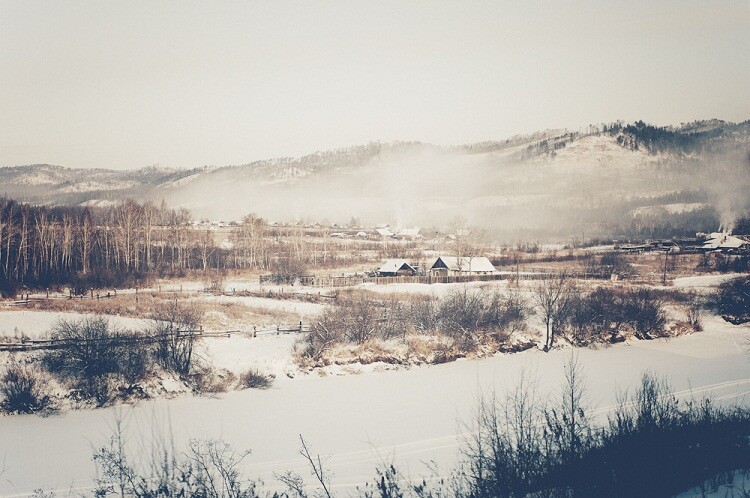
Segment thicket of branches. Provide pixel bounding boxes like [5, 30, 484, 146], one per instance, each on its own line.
[37, 305, 203, 405]
[0, 361, 53, 414]
[563, 287, 669, 345]
[300, 289, 531, 361]
[455, 364, 750, 497]
[714, 275, 750, 324]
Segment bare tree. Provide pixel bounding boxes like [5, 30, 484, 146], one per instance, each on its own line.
[544, 352, 591, 464]
[534, 272, 573, 351]
[276, 435, 334, 498]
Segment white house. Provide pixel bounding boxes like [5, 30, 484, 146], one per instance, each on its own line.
[429, 256, 496, 276]
[395, 227, 421, 240]
[371, 227, 393, 238]
[701, 232, 750, 252]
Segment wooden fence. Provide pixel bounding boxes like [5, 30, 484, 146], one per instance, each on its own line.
[262, 270, 611, 288]
[0, 322, 310, 352]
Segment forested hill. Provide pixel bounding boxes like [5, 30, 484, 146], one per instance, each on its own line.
[1, 119, 748, 241]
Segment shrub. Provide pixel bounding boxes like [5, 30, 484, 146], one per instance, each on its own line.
[0, 363, 52, 414]
[268, 257, 309, 285]
[684, 291, 704, 331]
[622, 288, 667, 339]
[44, 316, 127, 403]
[191, 365, 235, 395]
[583, 251, 631, 277]
[93, 431, 258, 497]
[714, 276, 750, 324]
[299, 289, 527, 363]
[238, 369, 274, 390]
[120, 343, 152, 386]
[301, 307, 346, 361]
[43, 316, 161, 403]
[462, 368, 750, 498]
[151, 300, 204, 376]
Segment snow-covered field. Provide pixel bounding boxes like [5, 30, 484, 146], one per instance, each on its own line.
[200, 333, 299, 379]
[358, 279, 507, 296]
[202, 294, 325, 315]
[672, 273, 743, 289]
[0, 310, 150, 339]
[0, 316, 747, 496]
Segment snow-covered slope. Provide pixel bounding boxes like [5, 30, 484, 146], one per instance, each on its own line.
[1, 119, 747, 238]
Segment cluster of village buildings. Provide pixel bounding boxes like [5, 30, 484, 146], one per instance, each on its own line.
[376, 255, 497, 277]
[618, 232, 750, 254]
[190, 219, 426, 240]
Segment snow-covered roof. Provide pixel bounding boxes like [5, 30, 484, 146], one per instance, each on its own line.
[378, 259, 416, 274]
[397, 228, 421, 237]
[702, 233, 749, 250]
[372, 228, 393, 237]
[430, 256, 496, 273]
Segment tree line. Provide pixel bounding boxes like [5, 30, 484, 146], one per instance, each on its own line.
[0, 196, 362, 296]
[0, 197, 201, 295]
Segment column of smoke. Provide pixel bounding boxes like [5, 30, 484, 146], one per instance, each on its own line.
[709, 150, 750, 232]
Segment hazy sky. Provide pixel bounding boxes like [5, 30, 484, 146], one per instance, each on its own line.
[1, 0, 748, 170]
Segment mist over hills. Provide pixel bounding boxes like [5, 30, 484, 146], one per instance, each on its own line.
[2, 119, 749, 242]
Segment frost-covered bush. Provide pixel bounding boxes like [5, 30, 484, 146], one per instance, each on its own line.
[43, 316, 162, 404]
[44, 316, 127, 403]
[623, 288, 667, 338]
[564, 287, 667, 344]
[238, 368, 274, 390]
[150, 300, 204, 376]
[715, 275, 750, 324]
[0, 363, 52, 414]
[93, 434, 258, 498]
[300, 289, 529, 362]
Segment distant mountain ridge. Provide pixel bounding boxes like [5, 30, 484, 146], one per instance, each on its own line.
[2, 119, 748, 204]
[1, 119, 748, 240]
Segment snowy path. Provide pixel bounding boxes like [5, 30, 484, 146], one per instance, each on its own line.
[0, 321, 748, 496]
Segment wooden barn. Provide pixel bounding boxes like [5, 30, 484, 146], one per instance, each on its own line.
[429, 256, 496, 276]
[378, 259, 417, 277]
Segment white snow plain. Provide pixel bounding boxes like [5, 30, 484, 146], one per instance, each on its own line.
[0, 315, 747, 497]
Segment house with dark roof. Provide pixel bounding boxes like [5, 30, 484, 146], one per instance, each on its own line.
[377, 259, 417, 277]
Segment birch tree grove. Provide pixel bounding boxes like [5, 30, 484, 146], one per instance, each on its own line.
[0, 195, 355, 296]
[0, 197, 208, 295]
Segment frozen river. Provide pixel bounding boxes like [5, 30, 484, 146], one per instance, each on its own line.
[0, 316, 748, 496]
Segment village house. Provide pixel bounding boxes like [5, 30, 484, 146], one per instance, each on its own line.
[428, 255, 496, 276]
[370, 227, 393, 238]
[377, 259, 418, 277]
[701, 232, 750, 253]
[394, 227, 422, 240]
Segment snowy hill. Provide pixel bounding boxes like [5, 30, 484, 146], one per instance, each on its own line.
[1, 119, 748, 239]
